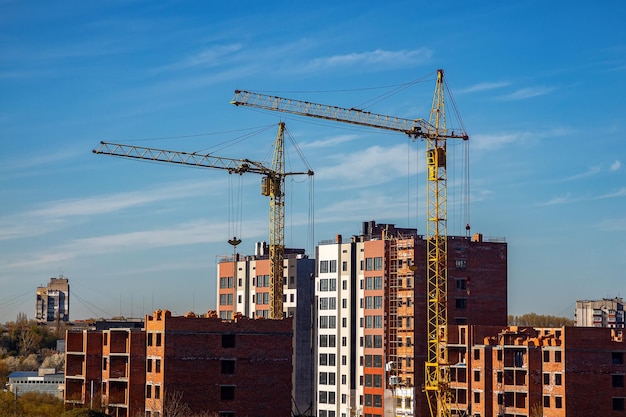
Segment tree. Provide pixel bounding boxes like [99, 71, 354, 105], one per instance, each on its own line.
[508, 313, 573, 327]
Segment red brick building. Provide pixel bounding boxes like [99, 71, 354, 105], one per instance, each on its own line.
[144, 309, 293, 417]
[443, 325, 626, 417]
[65, 311, 294, 417]
[65, 327, 146, 417]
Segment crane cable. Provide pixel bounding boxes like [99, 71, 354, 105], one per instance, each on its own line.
[227, 174, 244, 249]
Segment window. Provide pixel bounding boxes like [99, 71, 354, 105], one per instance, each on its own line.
[613, 398, 625, 411]
[330, 260, 337, 273]
[455, 259, 467, 269]
[543, 373, 550, 385]
[220, 386, 235, 401]
[613, 374, 625, 388]
[222, 334, 235, 348]
[456, 278, 466, 290]
[373, 394, 382, 408]
[374, 277, 383, 290]
[473, 349, 480, 360]
[497, 372, 503, 383]
[320, 261, 329, 273]
[147, 359, 152, 372]
[474, 392, 480, 404]
[320, 372, 328, 385]
[456, 298, 467, 309]
[155, 385, 161, 399]
[155, 359, 161, 373]
[555, 396, 562, 408]
[221, 360, 235, 374]
[613, 352, 624, 364]
[555, 351, 562, 363]
[342, 261, 348, 272]
[146, 385, 152, 399]
[543, 395, 550, 408]
[373, 374, 382, 387]
[474, 370, 480, 382]
[156, 333, 162, 346]
[103, 333, 108, 345]
[366, 258, 373, 271]
[319, 391, 328, 404]
[103, 358, 108, 371]
[373, 355, 382, 368]
[374, 335, 382, 348]
[555, 373, 562, 385]
[373, 257, 383, 270]
[543, 351, 550, 362]
[147, 333, 153, 346]
[320, 354, 328, 366]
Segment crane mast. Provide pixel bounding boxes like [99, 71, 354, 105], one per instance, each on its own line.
[231, 70, 467, 417]
[93, 123, 313, 319]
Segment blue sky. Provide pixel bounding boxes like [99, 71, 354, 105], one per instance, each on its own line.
[1, 1, 625, 322]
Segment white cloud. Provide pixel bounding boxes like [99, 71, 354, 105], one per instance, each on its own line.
[537, 193, 571, 207]
[610, 160, 621, 171]
[315, 144, 420, 187]
[300, 48, 432, 72]
[559, 166, 602, 182]
[470, 132, 523, 151]
[299, 134, 359, 150]
[0, 218, 267, 271]
[457, 81, 511, 94]
[594, 187, 626, 200]
[0, 179, 223, 241]
[153, 44, 243, 73]
[500, 86, 554, 101]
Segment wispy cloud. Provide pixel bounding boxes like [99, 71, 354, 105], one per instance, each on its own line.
[537, 193, 571, 207]
[299, 48, 432, 73]
[457, 81, 511, 94]
[558, 166, 602, 182]
[152, 44, 243, 73]
[471, 127, 572, 151]
[594, 187, 626, 200]
[596, 216, 626, 232]
[315, 144, 420, 187]
[299, 134, 359, 150]
[0, 179, 223, 240]
[611, 160, 622, 171]
[0, 218, 266, 271]
[499, 86, 555, 101]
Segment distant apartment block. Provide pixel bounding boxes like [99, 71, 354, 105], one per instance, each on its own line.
[36, 276, 70, 323]
[575, 297, 624, 328]
[216, 244, 316, 415]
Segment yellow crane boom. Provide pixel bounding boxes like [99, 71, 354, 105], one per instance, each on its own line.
[93, 123, 313, 319]
[231, 70, 467, 417]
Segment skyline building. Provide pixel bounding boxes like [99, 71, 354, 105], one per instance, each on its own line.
[36, 276, 70, 323]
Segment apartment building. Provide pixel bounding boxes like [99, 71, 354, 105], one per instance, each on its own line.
[65, 327, 146, 417]
[65, 311, 294, 417]
[216, 245, 316, 415]
[575, 297, 625, 328]
[144, 309, 293, 417]
[313, 220, 508, 417]
[445, 325, 626, 417]
[36, 276, 70, 323]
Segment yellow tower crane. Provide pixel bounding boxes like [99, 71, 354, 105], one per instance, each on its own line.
[93, 122, 314, 319]
[231, 69, 468, 417]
